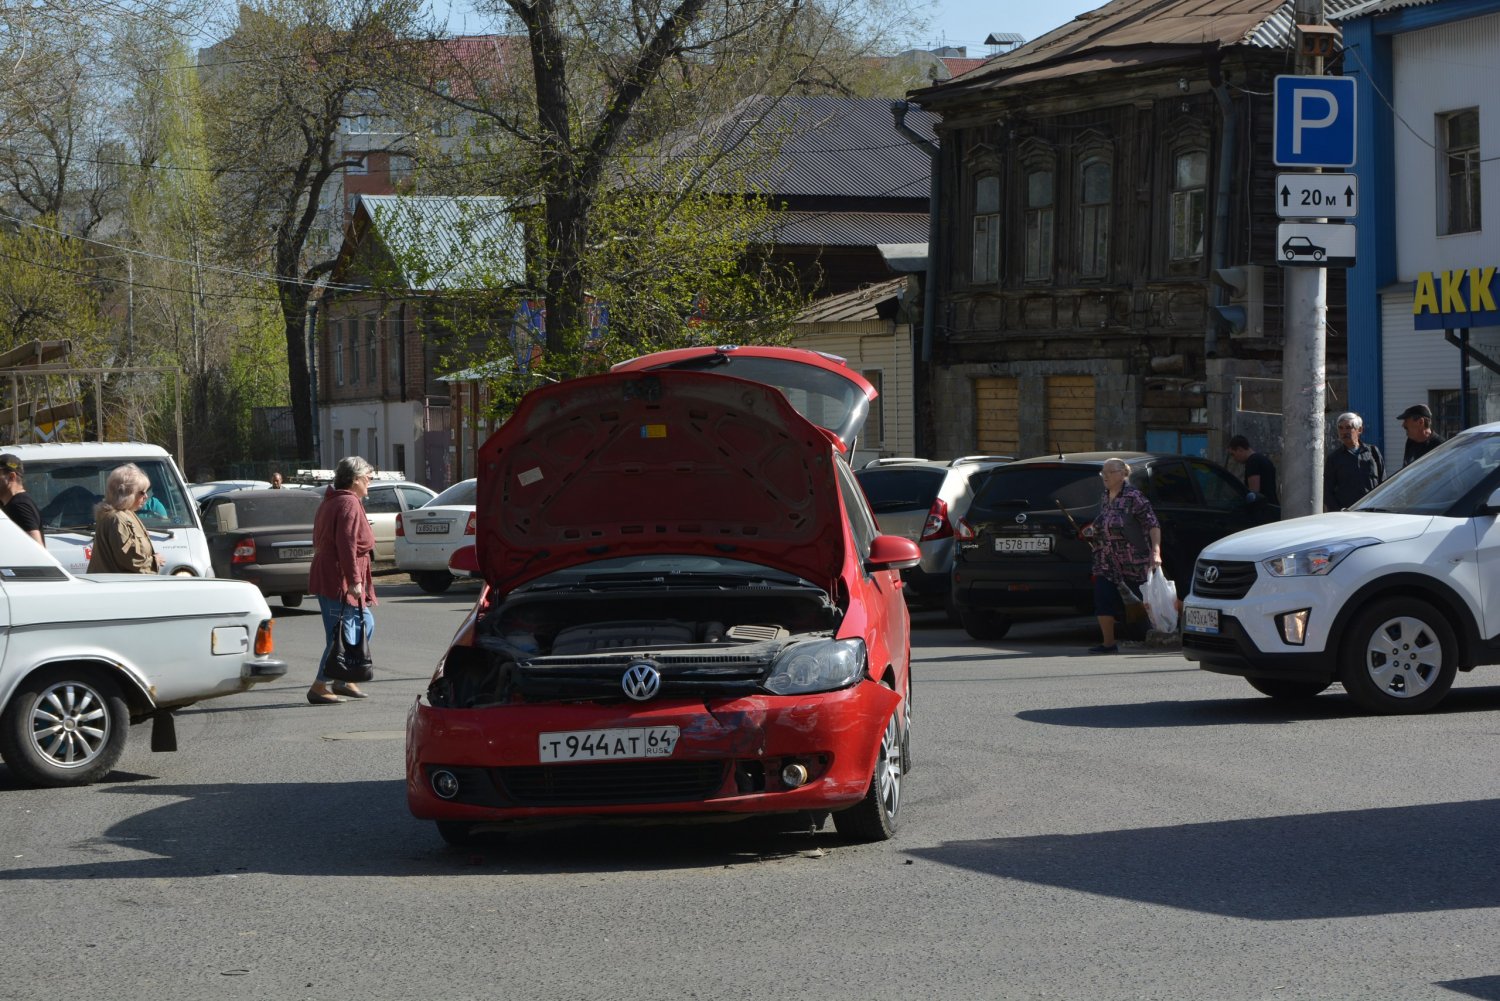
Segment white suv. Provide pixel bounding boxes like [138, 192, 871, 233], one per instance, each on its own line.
[1182, 424, 1500, 714]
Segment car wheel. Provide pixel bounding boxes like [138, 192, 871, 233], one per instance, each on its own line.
[281, 592, 304, 608]
[1284, 248, 1295, 260]
[1313, 249, 1325, 261]
[436, 821, 478, 846]
[832, 690, 902, 842]
[960, 609, 1011, 640]
[1246, 677, 1330, 701]
[0, 668, 130, 787]
[1338, 597, 1458, 714]
[415, 571, 453, 595]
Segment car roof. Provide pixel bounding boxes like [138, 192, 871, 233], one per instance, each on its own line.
[1004, 451, 1162, 467]
[4, 441, 171, 458]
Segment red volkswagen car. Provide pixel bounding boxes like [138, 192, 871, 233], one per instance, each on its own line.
[405, 346, 919, 844]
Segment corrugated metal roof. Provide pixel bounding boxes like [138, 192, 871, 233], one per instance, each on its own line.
[918, 0, 1368, 97]
[794, 277, 908, 324]
[762, 211, 930, 246]
[1329, 0, 1440, 20]
[690, 96, 936, 200]
[358, 195, 522, 291]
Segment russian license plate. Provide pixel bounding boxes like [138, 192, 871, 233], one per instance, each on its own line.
[538, 726, 680, 762]
[995, 536, 1051, 553]
[1183, 605, 1220, 635]
[414, 522, 450, 534]
[280, 546, 314, 560]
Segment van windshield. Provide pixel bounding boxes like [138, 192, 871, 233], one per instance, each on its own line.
[26, 458, 198, 532]
[1352, 431, 1500, 515]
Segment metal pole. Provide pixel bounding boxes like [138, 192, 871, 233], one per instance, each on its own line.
[1281, 0, 1328, 517]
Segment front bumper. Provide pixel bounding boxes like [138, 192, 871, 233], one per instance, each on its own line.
[1182, 611, 1334, 681]
[405, 680, 899, 826]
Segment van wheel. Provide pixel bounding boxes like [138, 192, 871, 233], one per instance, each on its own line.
[960, 610, 1011, 640]
[0, 668, 130, 787]
[1247, 678, 1329, 701]
[1338, 597, 1457, 714]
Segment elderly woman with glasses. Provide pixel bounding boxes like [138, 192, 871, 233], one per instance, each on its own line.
[1324, 411, 1384, 511]
[306, 456, 378, 704]
[86, 463, 166, 575]
[1081, 458, 1162, 654]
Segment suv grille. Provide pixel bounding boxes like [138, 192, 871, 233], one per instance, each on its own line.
[1192, 559, 1257, 599]
[496, 761, 727, 805]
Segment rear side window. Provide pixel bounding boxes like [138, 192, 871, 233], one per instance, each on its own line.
[364, 487, 401, 514]
[1189, 460, 1245, 510]
[969, 467, 1099, 517]
[1147, 460, 1197, 505]
[399, 485, 435, 509]
[853, 467, 945, 513]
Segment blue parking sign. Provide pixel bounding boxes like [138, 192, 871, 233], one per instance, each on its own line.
[1274, 75, 1356, 168]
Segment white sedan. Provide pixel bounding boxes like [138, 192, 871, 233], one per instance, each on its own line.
[0, 517, 288, 787]
[393, 478, 476, 593]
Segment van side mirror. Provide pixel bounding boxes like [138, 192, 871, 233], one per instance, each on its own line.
[866, 534, 920, 572]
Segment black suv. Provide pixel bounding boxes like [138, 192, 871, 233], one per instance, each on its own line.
[951, 452, 1278, 640]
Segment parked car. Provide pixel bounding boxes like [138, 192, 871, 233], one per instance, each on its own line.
[0, 516, 286, 787]
[1181, 427, 1498, 715]
[5, 441, 214, 577]
[951, 451, 1279, 640]
[406, 345, 919, 845]
[190, 480, 271, 505]
[854, 455, 1010, 611]
[362, 480, 437, 566]
[200, 489, 323, 608]
[395, 478, 477, 594]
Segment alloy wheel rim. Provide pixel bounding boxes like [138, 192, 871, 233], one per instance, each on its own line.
[29, 683, 109, 768]
[1363, 616, 1441, 698]
[876, 713, 901, 821]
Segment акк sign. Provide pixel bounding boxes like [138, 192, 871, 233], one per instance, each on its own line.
[1412, 267, 1500, 330]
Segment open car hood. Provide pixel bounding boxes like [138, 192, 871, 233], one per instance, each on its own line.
[610, 345, 875, 453]
[476, 369, 846, 596]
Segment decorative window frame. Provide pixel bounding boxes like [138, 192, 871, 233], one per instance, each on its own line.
[1075, 131, 1114, 281]
[1017, 139, 1056, 283]
[1164, 123, 1211, 276]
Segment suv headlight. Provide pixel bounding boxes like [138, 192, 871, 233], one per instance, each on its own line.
[1262, 538, 1381, 577]
[764, 639, 867, 695]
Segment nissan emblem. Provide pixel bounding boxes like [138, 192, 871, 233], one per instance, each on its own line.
[1015, 512, 1028, 525]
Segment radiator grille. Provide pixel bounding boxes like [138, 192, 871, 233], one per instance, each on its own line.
[495, 760, 728, 806]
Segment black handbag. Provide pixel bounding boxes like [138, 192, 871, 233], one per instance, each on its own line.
[324, 598, 374, 683]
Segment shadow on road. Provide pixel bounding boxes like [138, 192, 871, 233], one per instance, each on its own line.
[0, 779, 848, 880]
[1438, 976, 1500, 1000]
[1017, 683, 1500, 728]
[909, 798, 1500, 920]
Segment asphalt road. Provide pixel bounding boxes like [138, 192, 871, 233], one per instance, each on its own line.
[3, 584, 1499, 1001]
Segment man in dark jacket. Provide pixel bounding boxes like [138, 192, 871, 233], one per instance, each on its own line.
[1324, 411, 1384, 511]
[1397, 403, 1445, 467]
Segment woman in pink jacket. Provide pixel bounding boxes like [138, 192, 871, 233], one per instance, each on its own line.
[306, 456, 377, 704]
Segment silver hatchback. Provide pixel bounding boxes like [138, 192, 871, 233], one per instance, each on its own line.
[853, 456, 1010, 609]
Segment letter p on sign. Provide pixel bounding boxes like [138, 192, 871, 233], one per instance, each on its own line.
[1274, 75, 1357, 168]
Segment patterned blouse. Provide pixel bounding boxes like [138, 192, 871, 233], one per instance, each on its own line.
[1090, 483, 1159, 583]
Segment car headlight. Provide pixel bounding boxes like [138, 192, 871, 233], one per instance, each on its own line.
[764, 639, 867, 695]
[1262, 538, 1381, 577]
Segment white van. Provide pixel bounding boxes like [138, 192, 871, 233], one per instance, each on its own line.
[3, 442, 213, 577]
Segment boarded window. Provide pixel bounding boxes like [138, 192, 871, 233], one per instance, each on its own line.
[1045, 375, 1094, 452]
[975, 376, 1019, 455]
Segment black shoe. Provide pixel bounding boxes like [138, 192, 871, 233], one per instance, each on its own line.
[331, 684, 369, 699]
[307, 690, 346, 705]
[1087, 644, 1118, 654]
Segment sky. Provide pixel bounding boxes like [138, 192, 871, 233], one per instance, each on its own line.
[434, 0, 1102, 56]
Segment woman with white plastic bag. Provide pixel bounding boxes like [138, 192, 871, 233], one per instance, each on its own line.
[1081, 458, 1163, 653]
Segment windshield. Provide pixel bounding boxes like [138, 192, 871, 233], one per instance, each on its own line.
[429, 479, 477, 507]
[1352, 431, 1500, 515]
[28, 457, 198, 532]
[968, 466, 1100, 519]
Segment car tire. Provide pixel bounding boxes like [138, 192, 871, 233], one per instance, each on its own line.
[1246, 677, 1330, 701]
[832, 689, 902, 843]
[281, 592, 304, 608]
[960, 609, 1011, 640]
[415, 571, 453, 595]
[1338, 597, 1458, 714]
[0, 667, 130, 787]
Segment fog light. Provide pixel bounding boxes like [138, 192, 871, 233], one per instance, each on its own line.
[431, 769, 460, 800]
[1276, 609, 1310, 645]
[781, 762, 809, 788]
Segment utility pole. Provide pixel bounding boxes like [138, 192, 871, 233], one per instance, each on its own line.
[1281, 0, 1329, 518]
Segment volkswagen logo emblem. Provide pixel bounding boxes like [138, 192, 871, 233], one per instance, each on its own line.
[1015, 512, 1028, 525]
[1203, 565, 1220, 584]
[622, 661, 662, 701]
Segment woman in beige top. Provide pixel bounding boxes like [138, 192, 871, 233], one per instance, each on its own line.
[86, 463, 165, 574]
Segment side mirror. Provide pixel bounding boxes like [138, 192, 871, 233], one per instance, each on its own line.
[449, 544, 480, 575]
[866, 534, 921, 572]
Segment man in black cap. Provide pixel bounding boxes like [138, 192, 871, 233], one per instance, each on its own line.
[0, 453, 44, 546]
[1398, 404, 1444, 468]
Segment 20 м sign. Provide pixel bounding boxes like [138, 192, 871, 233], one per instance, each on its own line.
[1274, 75, 1356, 168]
